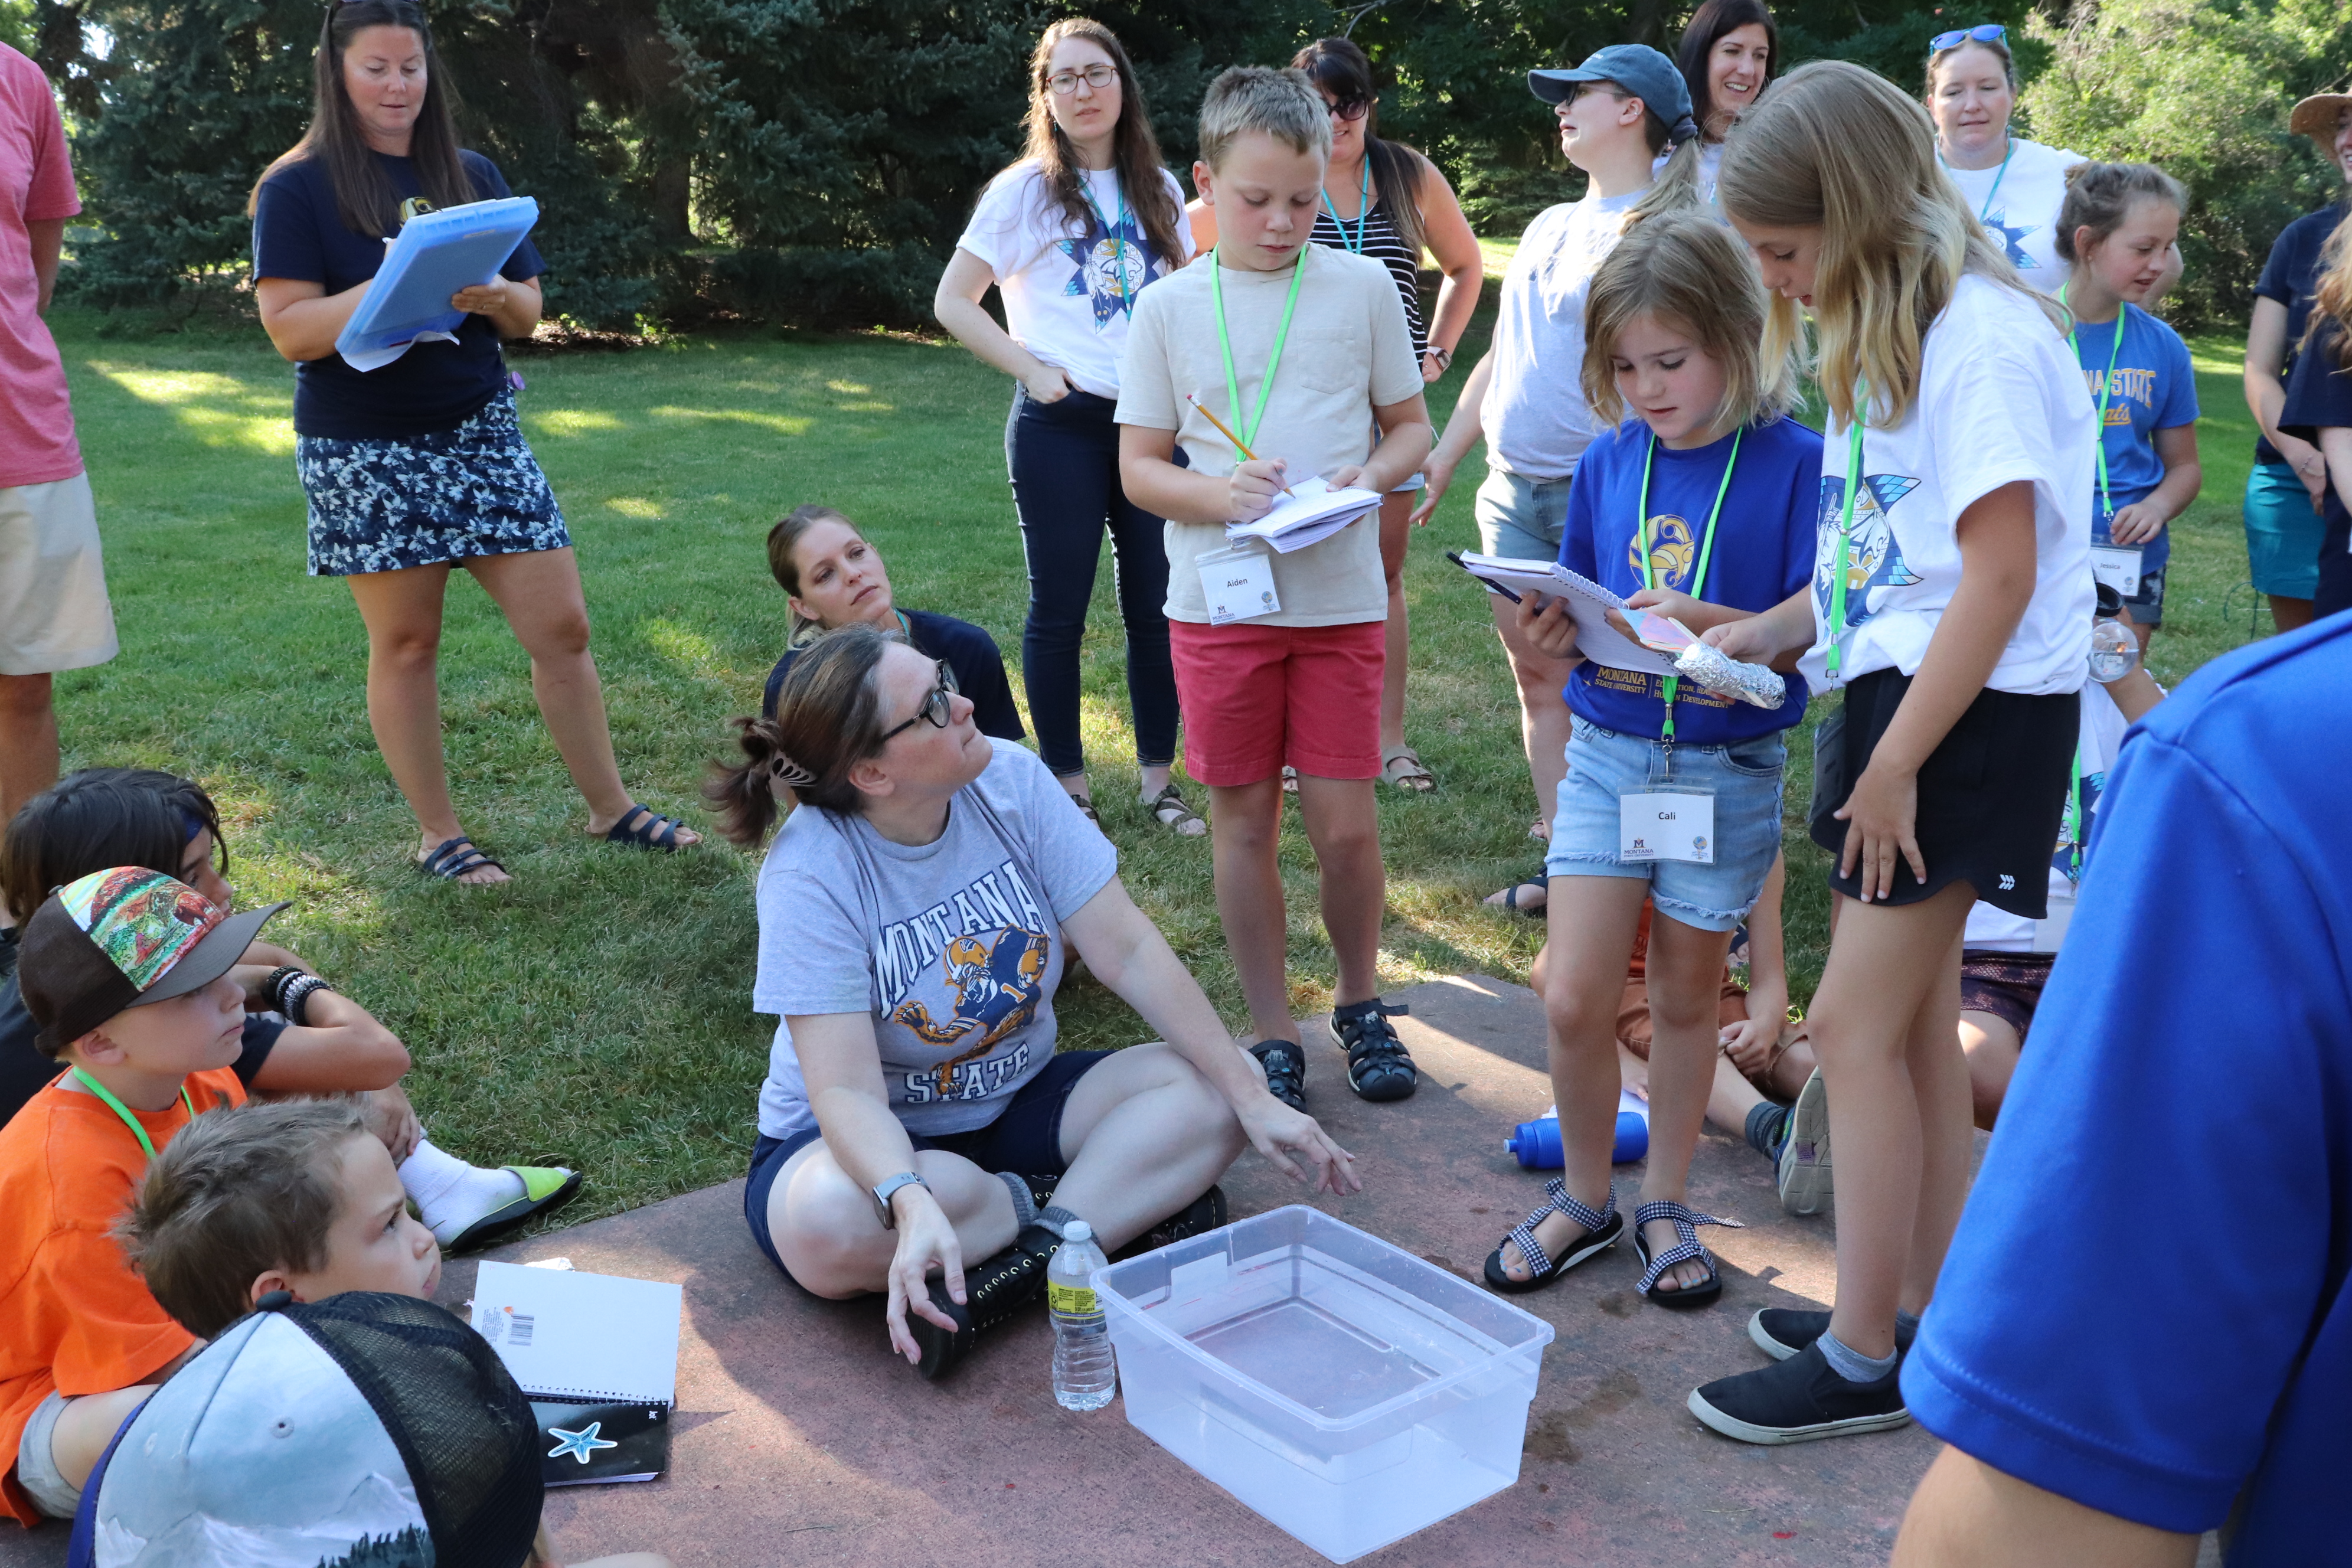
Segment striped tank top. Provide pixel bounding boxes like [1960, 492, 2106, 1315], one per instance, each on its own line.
[1310, 192, 1427, 356]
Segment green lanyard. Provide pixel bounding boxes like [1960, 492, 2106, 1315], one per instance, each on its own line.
[1208, 245, 1309, 453]
[1941, 136, 2015, 222]
[2062, 749, 2084, 881]
[68, 1068, 195, 1161]
[2061, 283, 2125, 524]
[1824, 385, 1869, 682]
[1635, 427, 1743, 744]
[1321, 166, 1371, 255]
[1080, 177, 1132, 309]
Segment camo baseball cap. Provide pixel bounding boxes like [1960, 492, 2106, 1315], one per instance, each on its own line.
[17, 867, 283, 1053]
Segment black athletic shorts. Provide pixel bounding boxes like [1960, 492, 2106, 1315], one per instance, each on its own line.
[1810, 667, 2077, 917]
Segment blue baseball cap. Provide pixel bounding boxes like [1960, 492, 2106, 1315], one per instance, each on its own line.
[1528, 44, 1697, 139]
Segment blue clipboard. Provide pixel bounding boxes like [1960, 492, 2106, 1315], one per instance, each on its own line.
[334, 195, 539, 372]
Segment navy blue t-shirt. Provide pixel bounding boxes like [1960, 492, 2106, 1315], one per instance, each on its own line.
[2252, 202, 2347, 465]
[2073, 303, 2197, 571]
[251, 149, 545, 440]
[2278, 318, 2352, 619]
[763, 608, 1027, 743]
[1556, 416, 1819, 746]
[1905, 613, 2352, 1559]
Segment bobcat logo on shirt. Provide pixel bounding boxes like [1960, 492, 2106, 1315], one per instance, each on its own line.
[1981, 212, 2035, 271]
[1627, 514, 1698, 587]
[1059, 213, 1152, 329]
[1814, 472, 1925, 631]
[876, 859, 1053, 1102]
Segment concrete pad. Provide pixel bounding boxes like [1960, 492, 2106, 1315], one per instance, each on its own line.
[1, 974, 1937, 1568]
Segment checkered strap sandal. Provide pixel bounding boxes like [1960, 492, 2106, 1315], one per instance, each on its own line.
[1632, 1198, 1745, 1307]
[1482, 1179, 1622, 1295]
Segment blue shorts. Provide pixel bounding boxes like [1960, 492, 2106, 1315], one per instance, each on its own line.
[1474, 466, 1571, 561]
[742, 1049, 1109, 1292]
[1544, 718, 1787, 932]
[2243, 460, 2326, 599]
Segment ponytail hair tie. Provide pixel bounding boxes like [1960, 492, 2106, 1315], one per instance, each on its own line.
[1669, 113, 1700, 146]
[769, 752, 816, 790]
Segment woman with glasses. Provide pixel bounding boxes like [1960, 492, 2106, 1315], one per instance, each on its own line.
[933, 19, 1200, 837]
[1184, 40, 1482, 796]
[246, 0, 696, 886]
[708, 624, 1359, 1383]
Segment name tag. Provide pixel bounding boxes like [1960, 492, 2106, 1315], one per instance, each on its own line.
[1197, 543, 1280, 625]
[1620, 789, 1715, 864]
[2089, 544, 2142, 597]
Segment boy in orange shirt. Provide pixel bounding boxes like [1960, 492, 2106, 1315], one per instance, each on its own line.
[0, 865, 282, 1527]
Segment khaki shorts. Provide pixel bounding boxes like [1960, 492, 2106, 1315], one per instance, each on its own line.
[0, 472, 117, 677]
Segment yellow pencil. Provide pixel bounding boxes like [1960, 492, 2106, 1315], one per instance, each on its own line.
[1187, 391, 1296, 498]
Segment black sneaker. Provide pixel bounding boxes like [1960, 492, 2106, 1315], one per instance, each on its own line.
[910, 1221, 1059, 1382]
[1749, 1308, 1918, 1363]
[1687, 1341, 1910, 1444]
[1249, 1039, 1306, 1110]
[1331, 1001, 1417, 1102]
[1124, 1184, 1229, 1257]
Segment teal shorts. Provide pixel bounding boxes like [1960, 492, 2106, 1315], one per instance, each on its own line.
[2244, 460, 2326, 599]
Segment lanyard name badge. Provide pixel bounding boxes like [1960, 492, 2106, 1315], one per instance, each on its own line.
[1081, 175, 1139, 311]
[68, 1067, 194, 1161]
[1824, 383, 1871, 685]
[1195, 246, 1309, 621]
[2064, 285, 2143, 596]
[1619, 430, 1741, 865]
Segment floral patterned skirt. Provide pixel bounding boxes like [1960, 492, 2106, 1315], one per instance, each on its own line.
[295, 390, 570, 577]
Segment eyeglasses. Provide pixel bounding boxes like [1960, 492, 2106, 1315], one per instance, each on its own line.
[1929, 24, 2006, 50]
[1047, 64, 1119, 96]
[879, 661, 956, 743]
[1324, 97, 1371, 122]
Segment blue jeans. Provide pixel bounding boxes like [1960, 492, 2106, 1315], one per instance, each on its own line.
[1005, 387, 1180, 776]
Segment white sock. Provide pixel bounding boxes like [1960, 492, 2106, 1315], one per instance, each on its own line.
[401, 1138, 525, 1240]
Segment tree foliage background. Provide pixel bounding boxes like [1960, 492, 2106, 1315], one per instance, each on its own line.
[18, 0, 2351, 329]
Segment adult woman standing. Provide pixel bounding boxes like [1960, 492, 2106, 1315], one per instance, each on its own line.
[1672, 0, 1778, 205]
[249, 1, 692, 885]
[709, 626, 1357, 1379]
[1186, 38, 1484, 793]
[1923, 25, 2087, 296]
[933, 19, 1199, 836]
[2242, 90, 2351, 636]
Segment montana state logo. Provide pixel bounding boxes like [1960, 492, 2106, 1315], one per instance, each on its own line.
[1815, 472, 1925, 631]
[1628, 514, 1698, 587]
[890, 929, 1050, 1096]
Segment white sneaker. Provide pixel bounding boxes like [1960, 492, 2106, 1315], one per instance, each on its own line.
[1777, 1069, 1832, 1216]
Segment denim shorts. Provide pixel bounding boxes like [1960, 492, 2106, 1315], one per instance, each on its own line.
[1545, 718, 1787, 932]
[1474, 466, 1571, 561]
[15, 1389, 80, 1520]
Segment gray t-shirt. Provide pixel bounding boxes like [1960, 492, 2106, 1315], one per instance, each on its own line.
[753, 740, 1119, 1140]
[1479, 189, 1643, 481]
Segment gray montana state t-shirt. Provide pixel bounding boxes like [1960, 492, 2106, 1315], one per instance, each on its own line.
[753, 740, 1118, 1141]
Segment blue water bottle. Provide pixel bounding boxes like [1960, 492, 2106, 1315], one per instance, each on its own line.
[1505, 1092, 1649, 1167]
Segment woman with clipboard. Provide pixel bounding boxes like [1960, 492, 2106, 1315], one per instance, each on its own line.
[247, 0, 695, 884]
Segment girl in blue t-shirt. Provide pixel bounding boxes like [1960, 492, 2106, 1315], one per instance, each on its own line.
[2054, 162, 2203, 654]
[1484, 213, 1816, 1308]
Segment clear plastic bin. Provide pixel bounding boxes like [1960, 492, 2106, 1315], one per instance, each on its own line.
[1093, 1206, 1554, 1563]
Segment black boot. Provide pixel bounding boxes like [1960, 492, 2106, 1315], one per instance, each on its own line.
[910, 1221, 1060, 1382]
[1122, 1185, 1230, 1259]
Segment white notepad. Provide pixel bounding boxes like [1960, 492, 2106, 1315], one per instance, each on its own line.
[1452, 551, 1680, 678]
[1224, 476, 1383, 554]
[470, 1260, 682, 1404]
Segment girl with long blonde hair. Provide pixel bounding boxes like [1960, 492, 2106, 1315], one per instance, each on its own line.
[1691, 60, 2096, 1443]
[2279, 216, 2352, 620]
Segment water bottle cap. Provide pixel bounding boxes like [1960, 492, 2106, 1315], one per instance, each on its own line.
[1063, 1220, 1092, 1242]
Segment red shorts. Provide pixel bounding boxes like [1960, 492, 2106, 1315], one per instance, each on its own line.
[1168, 619, 1384, 787]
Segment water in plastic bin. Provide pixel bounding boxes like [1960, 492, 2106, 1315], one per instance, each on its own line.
[1505, 1090, 1649, 1168]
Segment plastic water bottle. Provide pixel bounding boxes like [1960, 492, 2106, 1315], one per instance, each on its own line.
[1048, 1220, 1115, 1412]
[1505, 1091, 1651, 1168]
[2088, 618, 2140, 684]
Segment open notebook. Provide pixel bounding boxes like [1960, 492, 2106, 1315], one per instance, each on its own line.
[471, 1260, 682, 1486]
[1450, 551, 1681, 678]
[1224, 476, 1383, 554]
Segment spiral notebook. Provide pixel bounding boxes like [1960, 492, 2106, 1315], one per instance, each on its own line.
[471, 1261, 682, 1485]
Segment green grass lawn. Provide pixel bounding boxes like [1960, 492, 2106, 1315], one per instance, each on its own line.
[43, 280, 2268, 1229]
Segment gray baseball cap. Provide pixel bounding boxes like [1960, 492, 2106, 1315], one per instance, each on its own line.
[1528, 44, 1697, 139]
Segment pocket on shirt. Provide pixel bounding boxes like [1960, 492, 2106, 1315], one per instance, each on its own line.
[1287, 328, 1372, 397]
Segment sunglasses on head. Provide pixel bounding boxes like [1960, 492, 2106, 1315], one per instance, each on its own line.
[1929, 23, 2006, 50]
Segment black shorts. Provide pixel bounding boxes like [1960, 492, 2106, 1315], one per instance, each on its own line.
[1810, 668, 2077, 918]
[741, 1048, 1110, 1292]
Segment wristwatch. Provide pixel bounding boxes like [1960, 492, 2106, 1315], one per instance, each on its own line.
[871, 1171, 930, 1229]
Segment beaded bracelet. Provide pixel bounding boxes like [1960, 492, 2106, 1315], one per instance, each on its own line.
[278, 974, 332, 1028]
[265, 966, 309, 1015]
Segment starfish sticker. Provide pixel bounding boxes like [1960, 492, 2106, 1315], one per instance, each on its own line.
[1057, 215, 1152, 329]
[547, 1422, 619, 1464]
[1981, 214, 2034, 270]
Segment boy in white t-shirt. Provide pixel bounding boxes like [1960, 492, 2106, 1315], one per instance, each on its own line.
[1116, 66, 1432, 1107]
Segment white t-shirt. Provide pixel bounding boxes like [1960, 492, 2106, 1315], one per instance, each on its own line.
[1964, 680, 2132, 952]
[956, 160, 1195, 400]
[1941, 138, 2086, 296]
[1115, 245, 1422, 626]
[1479, 190, 1644, 481]
[1801, 273, 2097, 696]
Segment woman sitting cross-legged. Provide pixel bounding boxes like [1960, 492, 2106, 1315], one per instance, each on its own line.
[708, 623, 1358, 1380]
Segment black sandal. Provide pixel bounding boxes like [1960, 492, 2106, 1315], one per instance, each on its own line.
[1331, 1000, 1417, 1102]
[1483, 1180, 1621, 1294]
[417, 835, 505, 882]
[1631, 1198, 1745, 1308]
[1249, 1039, 1305, 1110]
[1145, 783, 1207, 837]
[605, 804, 694, 851]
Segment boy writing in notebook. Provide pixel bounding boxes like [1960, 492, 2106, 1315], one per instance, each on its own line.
[0, 868, 280, 1528]
[1118, 66, 1433, 1107]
